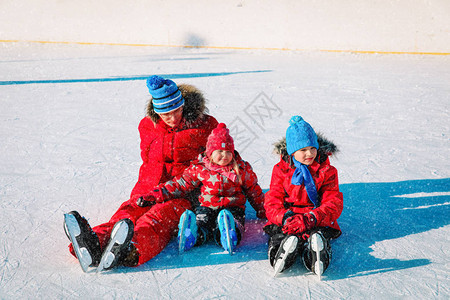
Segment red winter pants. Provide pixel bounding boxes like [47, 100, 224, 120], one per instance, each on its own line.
[70, 197, 191, 266]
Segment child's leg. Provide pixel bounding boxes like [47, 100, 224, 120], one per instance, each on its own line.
[301, 229, 332, 276]
[226, 206, 245, 242]
[195, 206, 217, 245]
[273, 235, 301, 274]
[213, 207, 245, 246]
[267, 232, 286, 267]
[264, 224, 305, 273]
[177, 209, 198, 252]
[263, 224, 285, 262]
[215, 209, 240, 253]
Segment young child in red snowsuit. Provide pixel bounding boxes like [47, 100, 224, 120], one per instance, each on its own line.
[64, 76, 218, 272]
[264, 115, 343, 277]
[137, 123, 266, 254]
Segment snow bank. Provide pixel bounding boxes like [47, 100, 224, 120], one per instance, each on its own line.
[1, 0, 449, 53]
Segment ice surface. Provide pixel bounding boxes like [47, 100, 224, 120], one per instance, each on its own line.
[0, 42, 449, 299]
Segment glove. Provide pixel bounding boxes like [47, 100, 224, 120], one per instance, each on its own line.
[136, 196, 154, 207]
[136, 188, 165, 207]
[282, 212, 316, 235]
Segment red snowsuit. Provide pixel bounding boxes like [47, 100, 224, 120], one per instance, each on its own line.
[157, 153, 266, 220]
[264, 155, 343, 235]
[89, 99, 218, 265]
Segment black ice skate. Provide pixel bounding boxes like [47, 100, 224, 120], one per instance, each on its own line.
[64, 211, 102, 272]
[302, 231, 331, 280]
[97, 218, 134, 272]
[273, 235, 299, 276]
[268, 233, 285, 268]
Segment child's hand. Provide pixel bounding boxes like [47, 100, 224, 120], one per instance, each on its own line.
[282, 213, 316, 235]
[136, 196, 155, 207]
[136, 189, 164, 207]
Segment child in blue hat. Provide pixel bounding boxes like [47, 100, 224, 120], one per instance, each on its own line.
[264, 115, 343, 279]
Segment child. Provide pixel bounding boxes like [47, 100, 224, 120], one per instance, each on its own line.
[137, 123, 266, 254]
[264, 115, 343, 278]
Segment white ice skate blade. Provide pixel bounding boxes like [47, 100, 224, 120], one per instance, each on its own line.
[273, 236, 298, 276]
[314, 261, 324, 281]
[96, 220, 130, 273]
[310, 233, 325, 280]
[64, 214, 91, 273]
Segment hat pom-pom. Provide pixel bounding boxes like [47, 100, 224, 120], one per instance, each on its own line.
[289, 115, 304, 125]
[146, 75, 165, 90]
[214, 123, 229, 135]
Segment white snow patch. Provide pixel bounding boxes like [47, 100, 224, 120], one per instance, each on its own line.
[0, 42, 449, 299]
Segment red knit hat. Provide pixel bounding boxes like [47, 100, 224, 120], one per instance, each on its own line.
[206, 123, 235, 158]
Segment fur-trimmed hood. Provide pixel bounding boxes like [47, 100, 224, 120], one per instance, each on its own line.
[146, 83, 209, 126]
[273, 133, 338, 164]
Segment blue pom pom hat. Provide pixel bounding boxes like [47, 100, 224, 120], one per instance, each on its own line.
[146, 75, 185, 114]
[285, 115, 319, 155]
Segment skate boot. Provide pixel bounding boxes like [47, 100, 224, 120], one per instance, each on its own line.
[217, 209, 238, 255]
[97, 218, 134, 272]
[64, 211, 102, 272]
[268, 233, 287, 266]
[178, 210, 198, 254]
[273, 235, 299, 275]
[302, 231, 331, 280]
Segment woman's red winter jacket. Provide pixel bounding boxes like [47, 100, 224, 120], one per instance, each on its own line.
[264, 156, 343, 232]
[130, 115, 218, 199]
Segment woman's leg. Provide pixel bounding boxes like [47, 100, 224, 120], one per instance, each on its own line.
[92, 197, 151, 249]
[132, 198, 191, 265]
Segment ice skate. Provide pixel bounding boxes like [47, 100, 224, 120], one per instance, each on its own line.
[273, 235, 299, 276]
[302, 231, 331, 280]
[97, 218, 134, 272]
[217, 209, 238, 255]
[64, 211, 101, 272]
[178, 210, 198, 254]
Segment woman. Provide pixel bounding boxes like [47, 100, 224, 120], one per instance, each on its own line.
[64, 75, 218, 271]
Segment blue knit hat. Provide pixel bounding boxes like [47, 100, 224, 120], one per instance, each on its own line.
[146, 75, 184, 114]
[286, 115, 319, 155]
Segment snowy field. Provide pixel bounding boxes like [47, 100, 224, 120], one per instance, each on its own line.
[0, 42, 449, 299]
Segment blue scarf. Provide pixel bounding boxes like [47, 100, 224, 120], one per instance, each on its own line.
[291, 158, 318, 208]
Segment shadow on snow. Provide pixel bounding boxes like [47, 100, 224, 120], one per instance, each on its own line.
[328, 177, 449, 279]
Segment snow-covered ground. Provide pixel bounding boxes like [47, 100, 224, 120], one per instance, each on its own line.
[0, 42, 449, 299]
